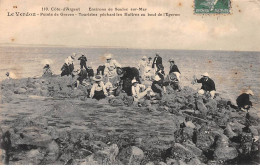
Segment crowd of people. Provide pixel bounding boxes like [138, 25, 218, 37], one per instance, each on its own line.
[23, 52, 256, 112]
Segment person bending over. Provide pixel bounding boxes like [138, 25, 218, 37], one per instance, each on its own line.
[195, 72, 216, 99]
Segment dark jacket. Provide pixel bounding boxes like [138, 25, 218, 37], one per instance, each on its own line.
[78, 55, 87, 65]
[236, 93, 252, 108]
[152, 56, 162, 69]
[152, 80, 163, 94]
[169, 64, 181, 74]
[197, 77, 216, 92]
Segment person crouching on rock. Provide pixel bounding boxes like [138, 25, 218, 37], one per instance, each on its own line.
[90, 75, 108, 100]
[42, 64, 53, 77]
[195, 72, 216, 99]
[236, 90, 254, 112]
[151, 75, 166, 99]
[132, 79, 152, 102]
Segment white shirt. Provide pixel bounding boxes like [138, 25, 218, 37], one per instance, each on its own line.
[90, 81, 107, 97]
[132, 84, 146, 97]
[104, 60, 121, 76]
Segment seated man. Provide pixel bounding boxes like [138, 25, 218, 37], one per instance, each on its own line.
[164, 72, 180, 90]
[90, 75, 108, 100]
[42, 64, 53, 77]
[131, 79, 151, 101]
[195, 72, 216, 99]
[151, 75, 166, 99]
[76, 69, 88, 87]
[236, 90, 254, 111]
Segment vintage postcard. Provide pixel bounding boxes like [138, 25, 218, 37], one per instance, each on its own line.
[0, 0, 259, 165]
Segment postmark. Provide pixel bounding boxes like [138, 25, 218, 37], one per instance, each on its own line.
[194, 0, 231, 14]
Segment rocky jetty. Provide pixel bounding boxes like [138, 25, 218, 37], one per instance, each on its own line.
[0, 76, 259, 165]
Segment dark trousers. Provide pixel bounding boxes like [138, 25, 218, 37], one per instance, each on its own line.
[93, 90, 106, 100]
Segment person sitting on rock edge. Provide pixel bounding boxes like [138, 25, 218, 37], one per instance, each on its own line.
[169, 59, 181, 82]
[131, 79, 152, 102]
[90, 75, 108, 100]
[42, 64, 53, 77]
[151, 75, 166, 99]
[236, 90, 254, 112]
[195, 72, 216, 99]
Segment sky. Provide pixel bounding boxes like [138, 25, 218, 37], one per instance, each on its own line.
[0, 0, 260, 51]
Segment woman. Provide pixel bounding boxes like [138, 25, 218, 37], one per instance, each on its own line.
[131, 79, 151, 101]
[90, 75, 108, 100]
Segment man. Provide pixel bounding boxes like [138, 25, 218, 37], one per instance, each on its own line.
[42, 64, 53, 77]
[131, 79, 151, 101]
[151, 75, 166, 99]
[195, 72, 216, 99]
[152, 53, 163, 72]
[169, 59, 181, 82]
[104, 54, 121, 77]
[236, 90, 254, 111]
[78, 54, 88, 70]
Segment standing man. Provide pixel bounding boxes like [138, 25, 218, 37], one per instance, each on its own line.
[195, 72, 216, 99]
[152, 52, 163, 72]
[78, 54, 87, 70]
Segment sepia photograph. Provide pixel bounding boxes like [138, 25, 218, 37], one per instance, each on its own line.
[0, 0, 259, 165]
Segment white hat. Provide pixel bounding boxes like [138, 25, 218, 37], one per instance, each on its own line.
[132, 79, 138, 84]
[93, 75, 103, 81]
[142, 56, 147, 60]
[201, 72, 209, 77]
[154, 75, 161, 81]
[105, 54, 112, 60]
[246, 90, 254, 96]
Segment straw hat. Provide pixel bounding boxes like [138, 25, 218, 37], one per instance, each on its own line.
[201, 72, 209, 77]
[148, 57, 152, 60]
[93, 75, 103, 81]
[169, 59, 174, 62]
[154, 75, 161, 81]
[132, 79, 138, 84]
[105, 54, 113, 60]
[246, 90, 254, 96]
[142, 56, 147, 60]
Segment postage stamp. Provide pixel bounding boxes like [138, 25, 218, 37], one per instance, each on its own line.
[194, 0, 231, 14]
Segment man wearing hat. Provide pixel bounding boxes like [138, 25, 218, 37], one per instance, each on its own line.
[152, 53, 163, 72]
[90, 75, 108, 100]
[138, 56, 148, 78]
[131, 78, 151, 101]
[195, 72, 216, 99]
[42, 64, 53, 77]
[236, 90, 254, 111]
[104, 54, 121, 77]
[78, 54, 88, 70]
[169, 59, 181, 82]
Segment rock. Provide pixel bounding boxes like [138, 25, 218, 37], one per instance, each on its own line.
[174, 127, 194, 143]
[249, 126, 259, 137]
[145, 161, 155, 165]
[117, 146, 144, 165]
[185, 121, 196, 129]
[247, 111, 260, 126]
[88, 141, 108, 153]
[166, 158, 178, 165]
[187, 157, 202, 165]
[214, 147, 238, 161]
[83, 144, 119, 165]
[196, 100, 207, 114]
[205, 99, 218, 111]
[14, 88, 27, 94]
[183, 141, 203, 157]
[229, 121, 245, 135]
[166, 143, 198, 162]
[158, 161, 167, 165]
[196, 125, 223, 151]
[224, 124, 237, 139]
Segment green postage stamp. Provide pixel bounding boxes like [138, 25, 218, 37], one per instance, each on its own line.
[195, 0, 231, 14]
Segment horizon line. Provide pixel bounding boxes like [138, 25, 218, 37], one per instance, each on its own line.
[0, 43, 260, 53]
